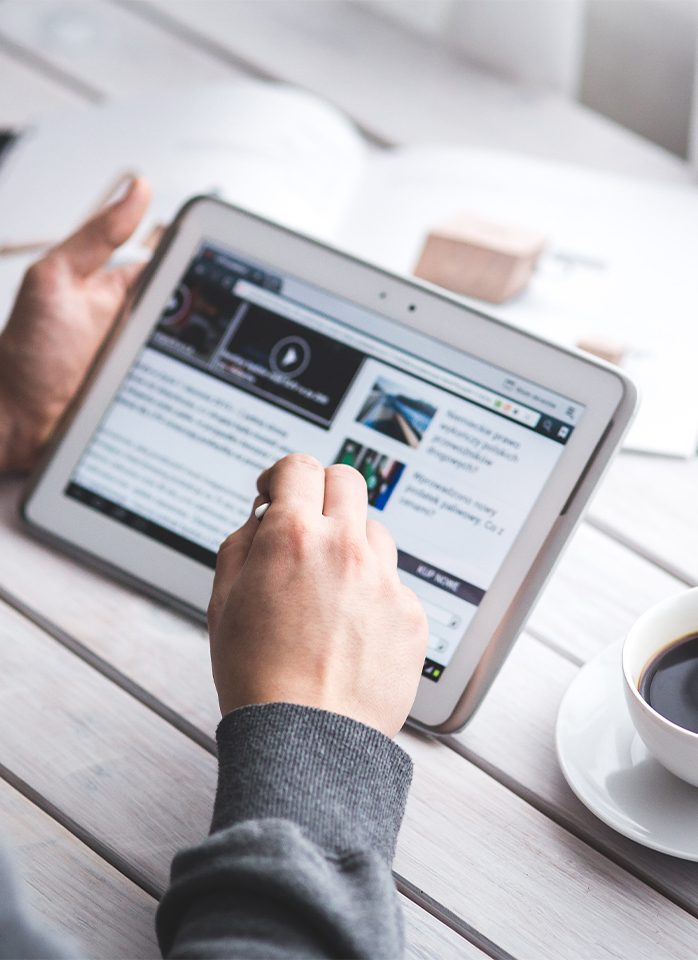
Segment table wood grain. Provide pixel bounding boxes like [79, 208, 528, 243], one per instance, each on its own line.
[0, 3, 696, 957]
[0, 778, 158, 958]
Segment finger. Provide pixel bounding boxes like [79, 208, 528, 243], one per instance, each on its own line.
[256, 454, 325, 516]
[366, 518, 398, 568]
[251, 491, 268, 512]
[208, 510, 258, 632]
[109, 259, 146, 289]
[101, 260, 147, 301]
[216, 491, 270, 579]
[323, 463, 368, 528]
[53, 176, 151, 278]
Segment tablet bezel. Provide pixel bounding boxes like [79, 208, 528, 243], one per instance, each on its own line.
[22, 196, 636, 733]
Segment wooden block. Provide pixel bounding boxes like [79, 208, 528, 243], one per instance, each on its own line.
[414, 215, 546, 304]
[576, 335, 627, 366]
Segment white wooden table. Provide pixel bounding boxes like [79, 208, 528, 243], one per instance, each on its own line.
[1, 4, 697, 958]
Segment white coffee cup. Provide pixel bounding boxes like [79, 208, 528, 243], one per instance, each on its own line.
[622, 587, 698, 787]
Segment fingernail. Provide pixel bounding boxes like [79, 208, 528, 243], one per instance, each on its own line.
[106, 172, 138, 208]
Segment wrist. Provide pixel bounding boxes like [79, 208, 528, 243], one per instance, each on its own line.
[0, 355, 39, 474]
[0, 381, 15, 474]
[213, 703, 413, 863]
[0, 331, 57, 473]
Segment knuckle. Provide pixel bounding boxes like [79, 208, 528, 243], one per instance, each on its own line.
[280, 452, 324, 474]
[270, 512, 315, 557]
[326, 462, 363, 485]
[24, 254, 61, 287]
[335, 531, 367, 571]
[217, 531, 238, 555]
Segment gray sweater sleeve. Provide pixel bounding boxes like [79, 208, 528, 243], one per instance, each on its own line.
[156, 703, 413, 959]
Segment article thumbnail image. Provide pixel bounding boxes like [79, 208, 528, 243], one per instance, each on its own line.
[334, 439, 405, 511]
[356, 377, 437, 448]
[157, 281, 231, 361]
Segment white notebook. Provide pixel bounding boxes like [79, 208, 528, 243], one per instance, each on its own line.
[0, 78, 696, 456]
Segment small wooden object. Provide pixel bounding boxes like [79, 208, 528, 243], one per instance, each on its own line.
[414, 215, 546, 304]
[576, 336, 627, 366]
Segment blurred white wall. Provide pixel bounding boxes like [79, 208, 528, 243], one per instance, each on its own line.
[582, 0, 698, 158]
[363, 0, 698, 162]
[447, 0, 585, 97]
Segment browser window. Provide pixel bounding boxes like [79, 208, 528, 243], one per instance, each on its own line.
[67, 241, 584, 682]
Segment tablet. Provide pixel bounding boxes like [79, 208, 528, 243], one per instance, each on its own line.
[22, 196, 637, 733]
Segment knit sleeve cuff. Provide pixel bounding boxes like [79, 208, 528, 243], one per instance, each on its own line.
[211, 703, 413, 864]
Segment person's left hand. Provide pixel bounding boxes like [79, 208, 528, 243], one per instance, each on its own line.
[0, 176, 150, 472]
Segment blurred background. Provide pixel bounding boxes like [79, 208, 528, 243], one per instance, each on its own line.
[1, 0, 697, 171]
[370, 0, 698, 164]
[2, 0, 698, 456]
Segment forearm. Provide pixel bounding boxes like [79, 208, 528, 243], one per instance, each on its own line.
[0, 390, 10, 473]
[0, 350, 51, 474]
[0, 388, 29, 475]
[0, 344, 28, 474]
[0, 323, 15, 470]
[156, 703, 412, 960]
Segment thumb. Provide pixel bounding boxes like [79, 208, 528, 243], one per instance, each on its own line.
[53, 176, 151, 278]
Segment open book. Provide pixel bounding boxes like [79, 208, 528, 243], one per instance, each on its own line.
[1, 78, 696, 456]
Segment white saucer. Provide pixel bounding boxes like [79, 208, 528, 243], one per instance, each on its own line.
[556, 640, 698, 860]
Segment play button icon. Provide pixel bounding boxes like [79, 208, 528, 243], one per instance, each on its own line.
[270, 336, 311, 378]
[280, 345, 299, 367]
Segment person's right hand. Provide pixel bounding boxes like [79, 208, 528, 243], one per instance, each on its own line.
[207, 454, 428, 738]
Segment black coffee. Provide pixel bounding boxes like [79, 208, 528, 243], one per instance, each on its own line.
[638, 632, 698, 734]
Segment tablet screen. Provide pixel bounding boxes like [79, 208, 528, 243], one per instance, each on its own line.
[66, 241, 584, 682]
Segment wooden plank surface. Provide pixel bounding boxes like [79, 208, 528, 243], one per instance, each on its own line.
[0, 597, 217, 890]
[527, 522, 686, 663]
[0, 589, 492, 956]
[454, 632, 698, 915]
[1, 3, 697, 956]
[588, 452, 698, 584]
[1, 737, 466, 960]
[3, 475, 697, 915]
[1, 544, 697, 958]
[0, 478, 219, 734]
[401, 730, 698, 960]
[401, 897, 487, 960]
[0, 778, 157, 958]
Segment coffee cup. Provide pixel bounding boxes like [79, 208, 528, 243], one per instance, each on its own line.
[622, 587, 698, 787]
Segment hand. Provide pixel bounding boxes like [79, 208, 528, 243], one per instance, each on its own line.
[0, 177, 150, 472]
[208, 454, 428, 738]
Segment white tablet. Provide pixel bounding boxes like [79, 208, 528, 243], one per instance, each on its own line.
[22, 197, 636, 733]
